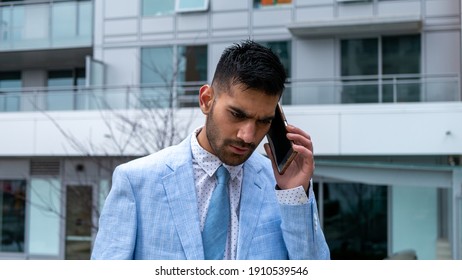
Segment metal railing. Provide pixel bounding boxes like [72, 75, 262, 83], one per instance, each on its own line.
[0, 74, 460, 112]
[0, 0, 92, 51]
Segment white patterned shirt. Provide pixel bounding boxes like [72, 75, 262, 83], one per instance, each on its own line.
[190, 128, 308, 259]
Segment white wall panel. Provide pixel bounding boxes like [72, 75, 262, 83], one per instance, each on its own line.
[295, 6, 335, 21]
[103, 0, 138, 18]
[103, 35, 139, 44]
[292, 39, 338, 104]
[339, 103, 462, 155]
[297, 0, 331, 6]
[253, 9, 292, 27]
[104, 48, 139, 86]
[425, 31, 461, 75]
[208, 42, 230, 81]
[212, 11, 249, 29]
[285, 108, 341, 155]
[294, 39, 336, 80]
[251, 27, 291, 37]
[425, 16, 461, 27]
[337, 2, 373, 18]
[104, 19, 138, 36]
[141, 17, 175, 34]
[177, 14, 209, 32]
[34, 115, 112, 155]
[425, 0, 460, 17]
[0, 117, 35, 156]
[212, 0, 248, 11]
[141, 33, 176, 42]
[378, 0, 422, 17]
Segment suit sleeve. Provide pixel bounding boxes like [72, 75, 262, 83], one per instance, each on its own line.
[91, 166, 137, 260]
[278, 182, 330, 260]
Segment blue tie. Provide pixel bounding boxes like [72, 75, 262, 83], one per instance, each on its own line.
[202, 165, 230, 260]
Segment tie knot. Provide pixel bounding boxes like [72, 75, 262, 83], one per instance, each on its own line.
[216, 165, 230, 185]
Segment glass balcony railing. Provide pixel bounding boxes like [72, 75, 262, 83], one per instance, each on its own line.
[0, 75, 460, 113]
[0, 0, 92, 51]
[283, 74, 461, 105]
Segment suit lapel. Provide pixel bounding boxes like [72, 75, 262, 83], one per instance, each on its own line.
[236, 163, 265, 259]
[162, 138, 204, 260]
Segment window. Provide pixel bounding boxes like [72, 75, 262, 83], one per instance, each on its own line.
[142, 0, 174, 16]
[176, 0, 209, 13]
[341, 38, 379, 103]
[254, 0, 292, 8]
[141, 46, 174, 86]
[341, 35, 421, 103]
[314, 182, 388, 260]
[141, 45, 207, 108]
[47, 69, 85, 111]
[178, 45, 208, 83]
[142, 0, 209, 16]
[260, 41, 291, 103]
[1, 179, 26, 253]
[0, 71, 21, 112]
[260, 41, 291, 77]
[381, 35, 420, 102]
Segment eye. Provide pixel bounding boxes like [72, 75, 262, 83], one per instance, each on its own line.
[261, 119, 272, 125]
[258, 118, 272, 126]
[230, 110, 246, 120]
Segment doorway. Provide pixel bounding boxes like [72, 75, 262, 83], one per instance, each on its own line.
[65, 185, 93, 259]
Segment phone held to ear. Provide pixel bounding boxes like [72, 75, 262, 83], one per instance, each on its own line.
[266, 103, 297, 175]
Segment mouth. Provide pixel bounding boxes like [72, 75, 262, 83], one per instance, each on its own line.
[229, 144, 250, 155]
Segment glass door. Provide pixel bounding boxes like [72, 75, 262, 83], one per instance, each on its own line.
[314, 182, 388, 259]
[65, 185, 93, 259]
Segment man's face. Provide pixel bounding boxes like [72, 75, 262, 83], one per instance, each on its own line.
[198, 83, 280, 166]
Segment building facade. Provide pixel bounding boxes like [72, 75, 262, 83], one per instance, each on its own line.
[0, 0, 461, 259]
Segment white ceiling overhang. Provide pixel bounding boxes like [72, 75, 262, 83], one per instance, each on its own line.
[287, 15, 422, 38]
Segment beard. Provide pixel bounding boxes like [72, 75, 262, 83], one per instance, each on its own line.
[205, 104, 257, 166]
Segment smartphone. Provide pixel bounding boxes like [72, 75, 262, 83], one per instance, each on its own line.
[266, 103, 297, 175]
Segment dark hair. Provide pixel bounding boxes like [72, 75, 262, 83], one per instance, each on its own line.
[211, 40, 287, 96]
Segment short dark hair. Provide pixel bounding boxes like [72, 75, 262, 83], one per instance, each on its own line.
[211, 40, 287, 96]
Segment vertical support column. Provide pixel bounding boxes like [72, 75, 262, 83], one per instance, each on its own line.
[452, 169, 462, 259]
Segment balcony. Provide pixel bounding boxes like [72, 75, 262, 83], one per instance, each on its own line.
[0, 0, 92, 52]
[284, 74, 461, 105]
[0, 74, 459, 113]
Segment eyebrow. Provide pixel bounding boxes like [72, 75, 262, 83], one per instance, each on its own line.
[229, 105, 274, 123]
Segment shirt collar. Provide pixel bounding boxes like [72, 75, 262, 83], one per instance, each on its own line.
[191, 127, 243, 180]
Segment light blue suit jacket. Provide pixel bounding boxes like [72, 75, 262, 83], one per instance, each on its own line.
[91, 135, 330, 260]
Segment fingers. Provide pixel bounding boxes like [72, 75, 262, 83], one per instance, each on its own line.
[267, 125, 315, 189]
[286, 125, 313, 154]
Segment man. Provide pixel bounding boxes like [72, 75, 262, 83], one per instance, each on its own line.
[91, 40, 330, 260]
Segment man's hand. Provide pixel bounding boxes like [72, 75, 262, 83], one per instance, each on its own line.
[264, 125, 314, 192]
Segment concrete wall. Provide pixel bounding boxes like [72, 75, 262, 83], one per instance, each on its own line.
[1, 102, 461, 156]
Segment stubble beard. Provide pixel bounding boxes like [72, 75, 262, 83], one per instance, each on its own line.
[205, 105, 256, 166]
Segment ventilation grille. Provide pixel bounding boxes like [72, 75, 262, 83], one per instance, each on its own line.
[30, 160, 61, 176]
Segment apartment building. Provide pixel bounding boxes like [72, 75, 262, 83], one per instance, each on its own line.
[0, 0, 461, 260]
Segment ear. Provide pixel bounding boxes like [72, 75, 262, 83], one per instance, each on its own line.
[199, 84, 214, 114]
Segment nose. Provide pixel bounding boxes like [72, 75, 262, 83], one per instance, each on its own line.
[237, 121, 256, 144]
